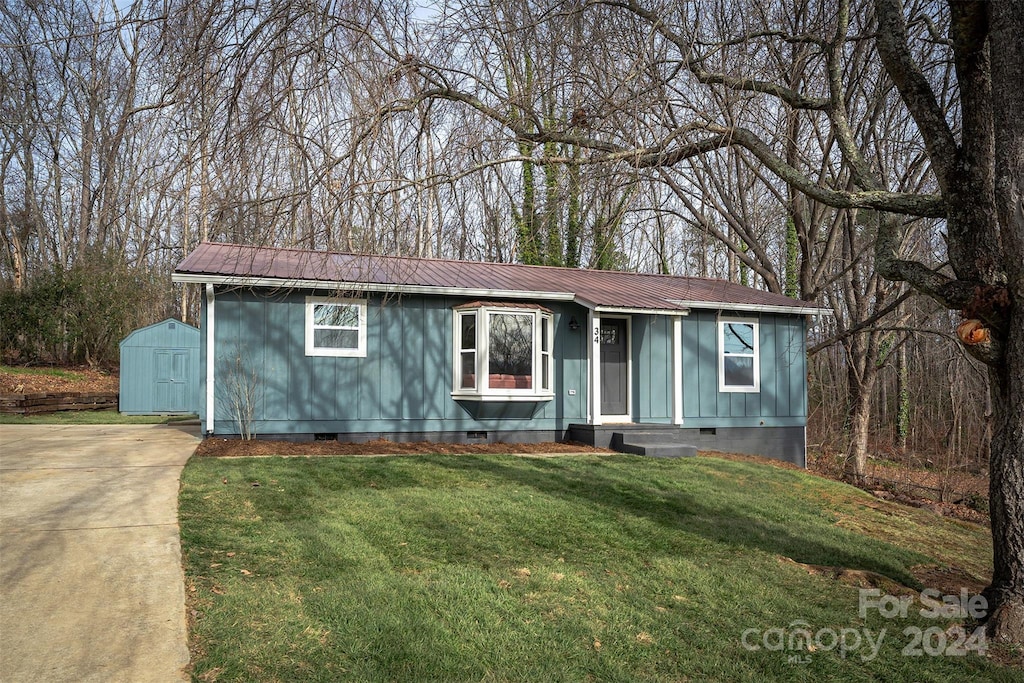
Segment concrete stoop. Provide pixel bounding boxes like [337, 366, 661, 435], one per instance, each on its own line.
[609, 429, 698, 459]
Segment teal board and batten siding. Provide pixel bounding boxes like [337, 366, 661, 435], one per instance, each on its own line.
[627, 311, 806, 427]
[119, 318, 201, 414]
[199, 288, 808, 436]
[678, 310, 807, 427]
[201, 288, 589, 437]
[630, 314, 674, 423]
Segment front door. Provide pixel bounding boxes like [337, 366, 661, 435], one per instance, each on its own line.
[600, 318, 628, 417]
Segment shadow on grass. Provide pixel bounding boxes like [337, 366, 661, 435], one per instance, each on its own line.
[426, 454, 923, 587]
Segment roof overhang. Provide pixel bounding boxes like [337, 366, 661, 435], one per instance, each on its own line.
[171, 272, 577, 302]
[591, 305, 690, 316]
[172, 273, 831, 318]
[667, 299, 833, 317]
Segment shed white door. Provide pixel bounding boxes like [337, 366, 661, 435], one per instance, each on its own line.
[153, 349, 190, 412]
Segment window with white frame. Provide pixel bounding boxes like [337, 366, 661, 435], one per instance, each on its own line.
[458, 311, 477, 389]
[719, 318, 759, 392]
[453, 304, 554, 400]
[305, 296, 367, 357]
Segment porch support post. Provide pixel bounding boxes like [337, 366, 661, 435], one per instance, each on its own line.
[205, 283, 215, 434]
[589, 310, 602, 425]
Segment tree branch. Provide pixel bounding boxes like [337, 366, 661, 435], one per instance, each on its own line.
[709, 126, 946, 217]
[873, 0, 958, 191]
[808, 289, 915, 354]
[606, 0, 831, 111]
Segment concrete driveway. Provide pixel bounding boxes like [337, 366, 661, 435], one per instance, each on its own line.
[0, 423, 199, 682]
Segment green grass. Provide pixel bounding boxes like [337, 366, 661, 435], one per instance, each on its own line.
[179, 454, 1014, 682]
[0, 410, 197, 425]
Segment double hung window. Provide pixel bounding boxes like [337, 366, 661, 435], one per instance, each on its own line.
[719, 318, 759, 392]
[305, 296, 367, 357]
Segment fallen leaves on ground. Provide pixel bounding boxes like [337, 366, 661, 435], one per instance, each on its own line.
[0, 365, 119, 394]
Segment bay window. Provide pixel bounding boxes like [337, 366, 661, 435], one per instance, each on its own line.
[453, 304, 554, 400]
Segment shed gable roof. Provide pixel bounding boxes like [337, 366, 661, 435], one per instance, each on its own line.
[173, 242, 828, 315]
[119, 317, 199, 348]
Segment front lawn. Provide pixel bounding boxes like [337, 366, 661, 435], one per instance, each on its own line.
[179, 454, 1014, 682]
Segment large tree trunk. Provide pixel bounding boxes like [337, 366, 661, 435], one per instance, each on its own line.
[984, 310, 1024, 641]
[984, 0, 1024, 643]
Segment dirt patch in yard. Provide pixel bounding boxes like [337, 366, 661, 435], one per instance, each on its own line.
[194, 437, 614, 458]
[0, 366, 119, 394]
[910, 564, 988, 597]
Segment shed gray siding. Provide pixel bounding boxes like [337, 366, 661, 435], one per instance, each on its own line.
[119, 318, 201, 414]
[200, 287, 809, 442]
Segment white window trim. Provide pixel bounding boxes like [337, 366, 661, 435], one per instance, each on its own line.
[455, 309, 479, 393]
[451, 305, 554, 402]
[719, 316, 760, 393]
[304, 296, 367, 357]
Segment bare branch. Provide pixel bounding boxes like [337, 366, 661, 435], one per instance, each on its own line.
[872, 0, 958, 190]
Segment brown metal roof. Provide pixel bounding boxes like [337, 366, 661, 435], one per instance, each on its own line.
[174, 242, 826, 314]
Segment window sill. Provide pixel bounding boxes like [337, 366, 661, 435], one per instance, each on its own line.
[452, 391, 555, 402]
[719, 386, 760, 394]
[305, 349, 366, 358]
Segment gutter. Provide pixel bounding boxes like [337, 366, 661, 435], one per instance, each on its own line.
[592, 305, 690, 316]
[172, 273, 576, 303]
[667, 299, 833, 317]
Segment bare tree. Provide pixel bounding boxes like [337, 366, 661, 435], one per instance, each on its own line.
[370, 0, 1023, 641]
[3, 0, 1021, 640]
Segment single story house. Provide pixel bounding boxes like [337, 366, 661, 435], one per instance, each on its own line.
[172, 242, 828, 466]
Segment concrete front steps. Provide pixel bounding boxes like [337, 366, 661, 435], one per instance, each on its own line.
[568, 423, 698, 458]
[610, 429, 698, 458]
[616, 439, 697, 458]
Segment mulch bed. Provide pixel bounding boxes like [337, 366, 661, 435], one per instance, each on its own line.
[0, 366, 119, 394]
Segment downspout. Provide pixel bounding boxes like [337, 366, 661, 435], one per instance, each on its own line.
[205, 283, 215, 435]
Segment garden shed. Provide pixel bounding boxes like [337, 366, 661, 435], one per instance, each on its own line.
[119, 318, 200, 415]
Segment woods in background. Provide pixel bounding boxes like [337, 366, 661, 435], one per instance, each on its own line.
[0, 0, 995, 475]
[5, 0, 1023, 640]
[0, 3, 1003, 481]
